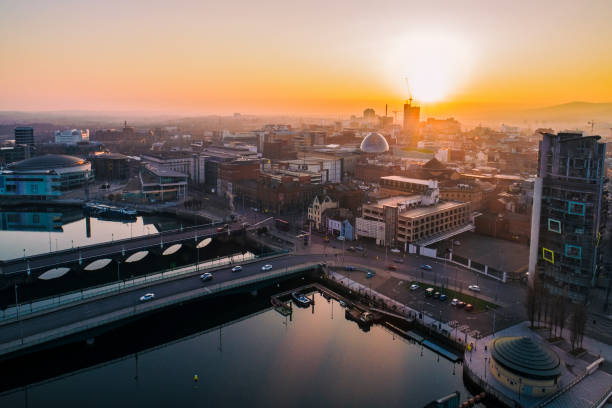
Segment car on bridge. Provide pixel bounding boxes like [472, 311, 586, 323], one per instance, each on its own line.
[232, 266, 243, 273]
[261, 264, 273, 271]
[139, 293, 155, 302]
[420, 264, 432, 270]
[200, 272, 213, 281]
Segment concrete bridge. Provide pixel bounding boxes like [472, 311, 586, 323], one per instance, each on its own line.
[0, 253, 322, 360]
[0, 222, 249, 282]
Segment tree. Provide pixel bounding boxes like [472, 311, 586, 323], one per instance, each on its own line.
[527, 285, 537, 328]
[570, 303, 587, 352]
[557, 289, 569, 339]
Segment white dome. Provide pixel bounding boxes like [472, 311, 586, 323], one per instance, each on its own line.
[360, 132, 389, 153]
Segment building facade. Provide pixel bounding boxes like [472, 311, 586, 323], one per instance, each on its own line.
[307, 195, 338, 231]
[528, 132, 607, 302]
[54, 129, 90, 145]
[14, 127, 34, 146]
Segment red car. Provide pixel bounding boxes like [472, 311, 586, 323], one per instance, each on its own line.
[216, 227, 224, 232]
[387, 264, 397, 271]
[465, 304, 473, 312]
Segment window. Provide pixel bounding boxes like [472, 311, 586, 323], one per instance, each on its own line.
[547, 219, 561, 233]
[542, 248, 555, 264]
[30, 184, 38, 193]
[565, 244, 582, 259]
[568, 201, 585, 216]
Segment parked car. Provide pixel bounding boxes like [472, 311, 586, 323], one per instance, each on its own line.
[355, 246, 364, 252]
[232, 265, 243, 272]
[468, 285, 481, 292]
[393, 257, 404, 263]
[465, 304, 474, 312]
[347, 246, 355, 251]
[200, 273, 213, 281]
[420, 264, 432, 270]
[261, 264, 273, 271]
[457, 301, 466, 308]
[433, 291, 440, 299]
[454, 240, 461, 246]
[425, 288, 434, 297]
[390, 248, 401, 253]
[366, 272, 375, 279]
[345, 265, 355, 271]
[439, 294, 448, 301]
[451, 298, 459, 306]
[216, 227, 225, 232]
[387, 264, 397, 271]
[139, 293, 155, 302]
[410, 284, 419, 291]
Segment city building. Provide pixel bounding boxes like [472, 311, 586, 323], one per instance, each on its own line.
[54, 129, 90, 145]
[402, 99, 420, 145]
[138, 164, 188, 202]
[323, 207, 355, 240]
[217, 159, 260, 204]
[528, 132, 607, 302]
[141, 152, 206, 185]
[91, 152, 131, 181]
[0, 154, 93, 199]
[356, 179, 470, 248]
[489, 336, 561, 397]
[0, 143, 31, 165]
[308, 195, 338, 231]
[14, 126, 34, 146]
[281, 154, 342, 183]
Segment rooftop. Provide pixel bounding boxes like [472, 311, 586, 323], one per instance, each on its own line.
[399, 201, 465, 218]
[491, 336, 561, 380]
[381, 175, 437, 186]
[8, 154, 87, 171]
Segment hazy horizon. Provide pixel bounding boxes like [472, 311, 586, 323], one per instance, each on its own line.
[2, 0, 612, 117]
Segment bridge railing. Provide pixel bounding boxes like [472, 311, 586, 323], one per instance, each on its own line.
[1, 249, 289, 322]
[0, 262, 318, 357]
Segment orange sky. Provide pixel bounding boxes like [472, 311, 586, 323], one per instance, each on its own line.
[1, 0, 611, 116]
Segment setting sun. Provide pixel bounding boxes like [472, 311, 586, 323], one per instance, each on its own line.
[385, 31, 475, 103]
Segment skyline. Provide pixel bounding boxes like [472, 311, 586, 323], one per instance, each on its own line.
[1, 0, 612, 116]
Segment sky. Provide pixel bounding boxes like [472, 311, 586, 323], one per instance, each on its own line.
[1, 0, 612, 116]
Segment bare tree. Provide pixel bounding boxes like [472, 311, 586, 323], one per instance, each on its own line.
[557, 289, 569, 339]
[570, 303, 587, 352]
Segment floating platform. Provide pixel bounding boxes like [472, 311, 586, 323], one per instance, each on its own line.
[422, 340, 459, 362]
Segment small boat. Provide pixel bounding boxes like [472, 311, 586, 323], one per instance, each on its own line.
[291, 292, 311, 307]
[339, 300, 347, 308]
[360, 312, 373, 324]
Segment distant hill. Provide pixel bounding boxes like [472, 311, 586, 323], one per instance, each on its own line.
[522, 101, 612, 123]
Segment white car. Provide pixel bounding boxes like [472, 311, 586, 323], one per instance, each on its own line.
[390, 248, 401, 253]
[261, 264, 273, 271]
[410, 284, 419, 291]
[139, 293, 155, 302]
[468, 285, 481, 292]
[451, 298, 459, 306]
[200, 272, 213, 281]
[232, 265, 242, 273]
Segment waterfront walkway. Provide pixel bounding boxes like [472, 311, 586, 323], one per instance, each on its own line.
[463, 321, 612, 407]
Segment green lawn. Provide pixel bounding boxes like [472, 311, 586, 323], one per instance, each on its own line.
[406, 281, 499, 312]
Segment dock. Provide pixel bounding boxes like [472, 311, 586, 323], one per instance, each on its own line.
[422, 340, 460, 362]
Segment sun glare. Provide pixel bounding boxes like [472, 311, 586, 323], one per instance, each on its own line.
[385, 31, 474, 103]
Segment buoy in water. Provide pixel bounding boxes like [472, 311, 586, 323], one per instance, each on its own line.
[194, 374, 198, 382]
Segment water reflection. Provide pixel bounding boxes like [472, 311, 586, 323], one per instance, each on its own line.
[0, 208, 194, 260]
[0, 291, 469, 407]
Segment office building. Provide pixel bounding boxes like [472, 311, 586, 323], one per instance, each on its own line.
[528, 132, 607, 302]
[402, 99, 420, 145]
[54, 129, 90, 145]
[14, 127, 34, 146]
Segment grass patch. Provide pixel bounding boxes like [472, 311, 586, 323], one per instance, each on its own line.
[406, 281, 499, 313]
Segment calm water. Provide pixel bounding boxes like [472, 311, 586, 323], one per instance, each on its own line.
[0, 293, 469, 407]
[0, 209, 193, 260]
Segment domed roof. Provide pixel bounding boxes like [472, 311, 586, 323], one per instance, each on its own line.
[8, 154, 87, 171]
[360, 132, 389, 153]
[491, 336, 561, 379]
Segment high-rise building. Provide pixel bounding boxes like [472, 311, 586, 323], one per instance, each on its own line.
[14, 126, 34, 146]
[54, 129, 90, 145]
[402, 99, 420, 145]
[528, 132, 607, 302]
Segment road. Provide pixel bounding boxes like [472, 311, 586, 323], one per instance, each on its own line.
[0, 254, 315, 347]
